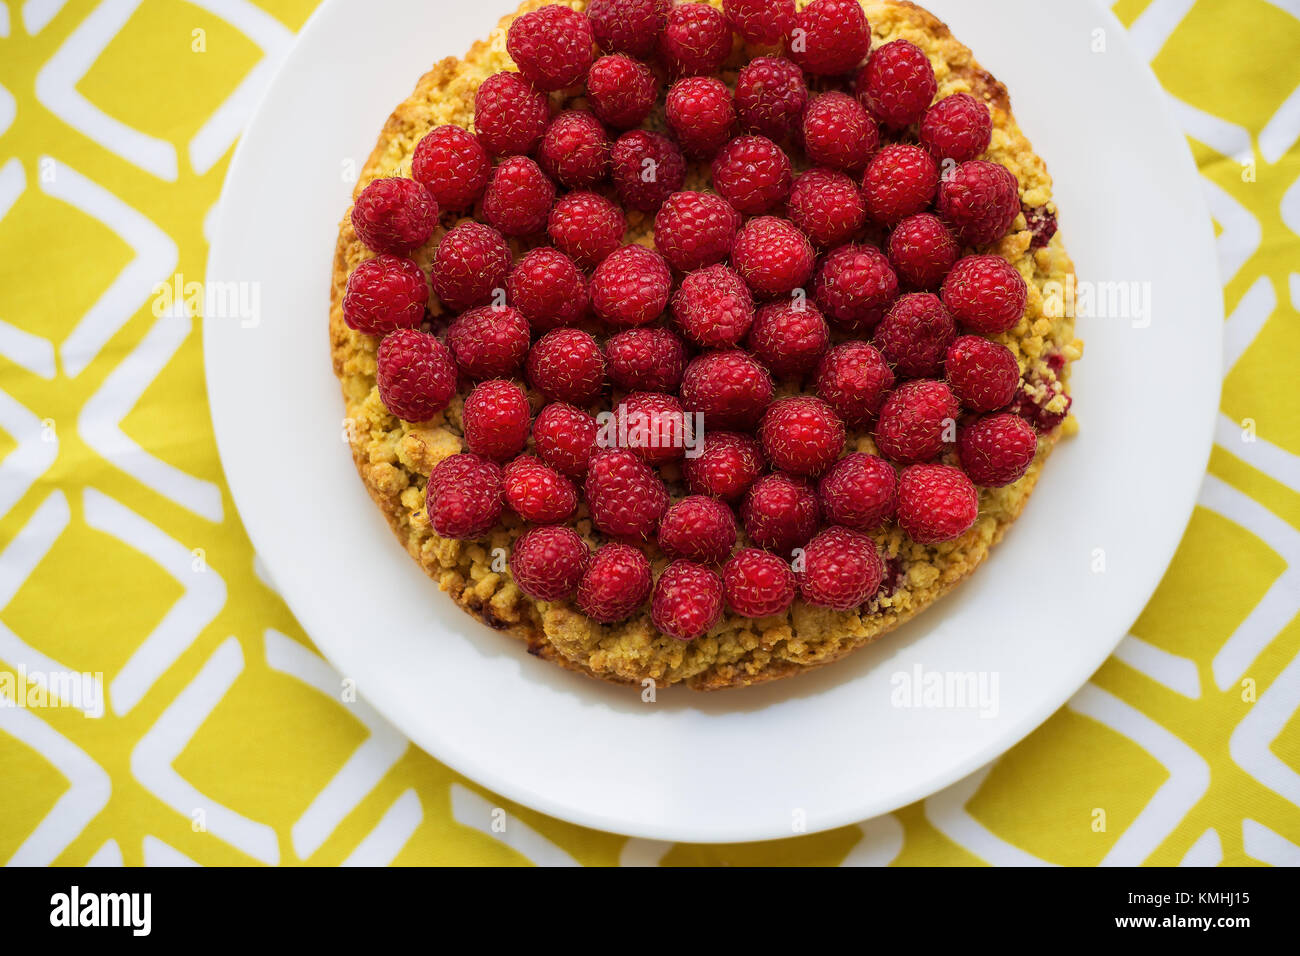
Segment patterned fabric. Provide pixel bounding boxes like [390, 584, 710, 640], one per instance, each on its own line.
[1, 0, 1297, 866]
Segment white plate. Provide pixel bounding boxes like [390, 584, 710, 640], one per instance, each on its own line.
[205, 0, 1221, 843]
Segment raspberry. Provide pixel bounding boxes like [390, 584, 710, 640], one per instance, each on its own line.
[590, 244, 672, 327]
[584, 448, 669, 539]
[734, 56, 807, 140]
[482, 156, 556, 237]
[941, 255, 1028, 334]
[506, 4, 595, 92]
[711, 135, 792, 215]
[680, 349, 774, 430]
[731, 216, 814, 298]
[446, 305, 531, 379]
[658, 1, 733, 76]
[1025, 203, 1058, 249]
[577, 543, 653, 622]
[610, 129, 686, 212]
[503, 454, 579, 523]
[788, 168, 867, 248]
[654, 191, 740, 272]
[411, 125, 490, 211]
[855, 39, 936, 128]
[799, 526, 884, 610]
[342, 255, 428, 335]
[376, 329, 457, 422]
[427, 454, 504, 540]
[1009, 381, 1072, 434]
[683, 430, 764, 502]
[666, 76, 735, 158]
[818, 452, 896, 531]
[936, 160, 1020, 247]
[672, 264, 754, 348]
[887, 213, 959, 290]
[945, 335, 1020, 412]
[873, 292, 956, 379]
[802, 92, 878, 173]
[741, 472, 819, 556]
[724, 0, 795, 45]
[506, 247, 589, 331]
[605, 327, 687, 392]
[788, 0, 869, 75]
[548, 191, 625, 269]
[862, 144, 938, 226]
[462, 379, 532, 461]
[658, 495, 738, 564]
[350, 177, 437, 255]
[474, 71, 550, 157]
[509, 526, 590, 601]
[430, 221, 512, 312]
[533, 402, 598, 476]
[586, 0, 670, 59]
[537, 110, 609, 189]
[611, 391, 689, 464]
[873, 379, 959, 464]
[760, 396, 845, 477]
[723, 548, 796, 617]
[920, 93, 992, 164]
[813, 243, 899, 332]
[526, 328, 606, 404]
[896, 463, 978, 543]
[652, 561, 724, 640]
[585, 54, 658, 129]
[958, 413, 1037, 487]
[747, 300, 830, 378]
[814, 341, 895, 429]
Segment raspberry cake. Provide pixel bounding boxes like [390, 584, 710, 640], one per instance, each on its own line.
[329, 0, 1082, 689]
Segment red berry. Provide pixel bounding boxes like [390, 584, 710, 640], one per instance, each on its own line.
[722, 548, 796, 618]
[673, 264, 754, 348]
[683, 430, 764, 502]
[760, 396, 845, 476]
[920, 93, 992, 164]
[741, 472, 819, 557]
[813, 243, 898, 332]
[506, 246, 590, 331]
[533, 402, 598, 477]
[503, 454, 579, 523]
[802, 92, 878, 173]
[855, 39, 936, 128]
[538, 110, 609, 188]
[548, 191, 626, 269]
[788, 168, 867, 248]
[936, 160, 1020, 247]
[612, 391, 690, 464]
[577, 543, 653, 622]
[584, 448, 669, 539]
[586, 0, 670, 59]
[430, 221, 511, 312]
[945, 335, 1020, 412]
[611, 129, 685, 212]
[734, 56, 807, 140]
[658, 495, 738, 564]
[350, 177, 437, 255]
[887, 213, 959, 290]
[680, 349, 774, 430]
[818, 452, 896, 530]
[799, 526, 884, 610]
[711, 135, 792, 215]
[430, 451, 501, 496]
[428, 454, 504, 540]
[814, 341, 895, 428]
[509, 526, 590, 601]
[941, 254, 1028, 334]
[873, 292, 956, 379]
[585, 54, 659, 129]
[447, 305, 531, 379]
[747, 300, 830, 378]
[862, 144, 938, 226]
[896, 463, 978, 543]
[605, 327, 687, 392]
[731, 216, 814, 297]
[462, 379, 532, 461]
[474, 71, 550, 157]
[483, 156, 556, 237]
[957, 413, 1038, 487]
[507, 4, 595, 91]
[527, 328, 606, 404]
[788, 0, 869, 75]
[1008, 382, 1072, 434]
[873, 379, 959, 464]
[654, 191, 740, 272]
[651, 561, 724, 640]
[724, 0, 795, 45]
[412, 125, 490, 211]
[342, 255, 428, 335]
[590, 244, 672, 327]
[658, 1, 733, 76]
[376, 329, 457, 422]
[666, 76, 735, 158]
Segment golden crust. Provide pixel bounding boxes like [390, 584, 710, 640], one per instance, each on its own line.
[328, 0, 1081, 690]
